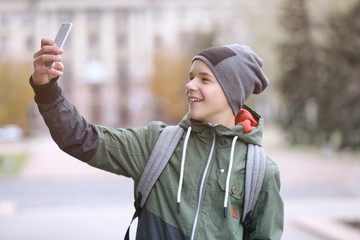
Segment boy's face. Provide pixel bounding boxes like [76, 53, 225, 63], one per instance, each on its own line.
[186, 60, 235, 127]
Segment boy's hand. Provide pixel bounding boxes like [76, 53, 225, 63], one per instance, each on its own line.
[32, 38, 64, 85]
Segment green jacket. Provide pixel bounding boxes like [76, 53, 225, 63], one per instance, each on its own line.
[31, 78, 283, 240]
[88, 115, 283, 239]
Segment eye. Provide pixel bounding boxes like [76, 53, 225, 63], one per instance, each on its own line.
[202, 78, 210, 83]
[188, 74, 194, 81]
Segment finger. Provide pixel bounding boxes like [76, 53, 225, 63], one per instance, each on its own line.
[41, 38, 55, 48]
[34, 54, 62, 67]
[33, 65, 63, 76]
[53, 62, 64, 72]
[48, 67, 64, 80]
[34, 46, 63, 59]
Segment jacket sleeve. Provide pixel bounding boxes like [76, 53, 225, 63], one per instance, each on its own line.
[30, 76, 165, 181]
[86, 121, 165, 181]
[249, 157, 284, 240]
[30, 77, 99, 162]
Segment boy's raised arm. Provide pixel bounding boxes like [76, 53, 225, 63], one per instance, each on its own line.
[30, 38, 99, 162]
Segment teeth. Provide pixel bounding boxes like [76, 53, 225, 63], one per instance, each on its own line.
[190, 98, 203, 102]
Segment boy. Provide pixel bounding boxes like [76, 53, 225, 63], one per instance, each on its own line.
[31, 38, 283, 239]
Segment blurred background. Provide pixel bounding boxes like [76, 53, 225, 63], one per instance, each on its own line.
[0, 0, 360, 239]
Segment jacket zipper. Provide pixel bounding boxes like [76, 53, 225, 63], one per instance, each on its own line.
[190, 125, 216, 240]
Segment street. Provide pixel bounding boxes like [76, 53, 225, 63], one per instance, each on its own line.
[1, 129, 360, 240]
[0, 177, 135, 240]
[0, 136, 138, 240]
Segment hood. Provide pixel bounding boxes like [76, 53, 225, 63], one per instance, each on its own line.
[178, 105, 264, 146]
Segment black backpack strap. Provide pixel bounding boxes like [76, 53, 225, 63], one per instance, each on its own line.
[124, 125, 184, 240]
[124, 207, 139, 240]
[241, 144, 267, 239]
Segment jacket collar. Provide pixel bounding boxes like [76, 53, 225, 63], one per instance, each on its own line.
[178, 105, 264, 146]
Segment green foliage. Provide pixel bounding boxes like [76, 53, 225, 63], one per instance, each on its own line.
[0, 60, 33, 132]
[0, 153, 28, 175]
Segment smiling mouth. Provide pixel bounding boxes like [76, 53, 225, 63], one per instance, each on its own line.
[189, 97, 204, 103]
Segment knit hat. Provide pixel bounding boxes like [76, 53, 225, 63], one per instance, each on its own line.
[192, 44, 269, 116]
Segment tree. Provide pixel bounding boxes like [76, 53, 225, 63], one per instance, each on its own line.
[278, 0, 360, 150]
[150, 32, 216, 123]
[0, 60, 33, 132]
[150, 51, 189, 123]
[277, 0, 319, 144]
[318, 1, 360, 150]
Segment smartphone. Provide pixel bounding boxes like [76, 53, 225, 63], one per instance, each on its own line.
[46, 22, 73, 68]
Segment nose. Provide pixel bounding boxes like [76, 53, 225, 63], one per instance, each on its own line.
[185, 79, 198, 93]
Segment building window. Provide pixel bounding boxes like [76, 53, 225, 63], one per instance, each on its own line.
[23, 11, 34, 25]
[25, 36, 34, 50]
[0, 36, 8, 51]
[117, 32, 127, 46]
[118, 59, 128, 81]
[151, 8, 162, 21]
[61, 60, 72, 94]
[117, 59, 129, 125]
[154, 35, 162, 49]
[87, 10, 100, 22]
[116, 10, 128, 22]
[59, 11, 72, 23]
[88, 33, 98, 48]
[0, 12, 11, 25]
[90, 85, 102, 124]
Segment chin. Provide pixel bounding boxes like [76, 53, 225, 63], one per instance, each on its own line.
[189, 114, 204, 123]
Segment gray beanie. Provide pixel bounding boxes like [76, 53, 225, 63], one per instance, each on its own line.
[192, 44, 269, 116]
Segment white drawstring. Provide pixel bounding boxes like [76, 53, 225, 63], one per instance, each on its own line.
[177, 126, 192, 213]
[224, 136, 238, 217]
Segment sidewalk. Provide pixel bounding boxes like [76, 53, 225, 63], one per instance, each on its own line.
[0, 136, 136, 240]
[263, 127, 360, 239]
[1, 135, 117, 180]
[1, 131, 360, 239]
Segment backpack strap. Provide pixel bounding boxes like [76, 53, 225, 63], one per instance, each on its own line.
[241, 143, 267, 239]
[124, 125, 184, 240]
[136, 125, 185, 208]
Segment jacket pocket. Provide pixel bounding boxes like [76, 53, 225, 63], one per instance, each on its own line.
[208, 168, 246, 233]
[217, 169, 244, 200]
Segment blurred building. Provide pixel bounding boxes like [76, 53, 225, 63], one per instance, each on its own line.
[1, 0, 251, 128]
[0, 0, 357, 129]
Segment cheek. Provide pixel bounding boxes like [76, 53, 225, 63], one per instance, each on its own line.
[211, 88, 229, 106]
